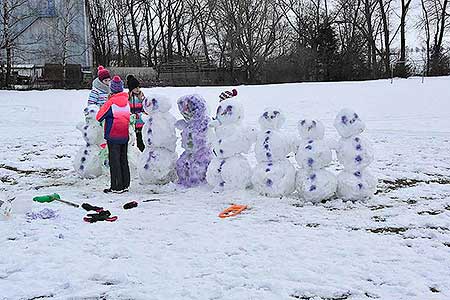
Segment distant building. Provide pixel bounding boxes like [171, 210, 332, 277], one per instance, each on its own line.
[1, 0, 91, 68]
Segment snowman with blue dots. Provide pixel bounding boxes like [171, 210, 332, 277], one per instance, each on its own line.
[295, 119, 337, 203]
[334, 108, 376, 201]
[138, 94, 177, 185]
[252, 108, 296, 197]
[73, 105, 104, 178]
[206, 97, 255, 191]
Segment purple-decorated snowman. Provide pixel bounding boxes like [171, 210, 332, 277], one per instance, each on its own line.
[175, 94, 212, 187]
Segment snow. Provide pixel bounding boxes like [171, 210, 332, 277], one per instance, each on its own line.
[1, 76, 450, 299]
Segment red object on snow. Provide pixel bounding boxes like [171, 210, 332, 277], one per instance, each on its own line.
[219, 89, 238, 102]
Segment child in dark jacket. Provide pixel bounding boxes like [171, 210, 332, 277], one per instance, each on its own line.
[126, 74, 146, 152]
[96, 76, 131, 193]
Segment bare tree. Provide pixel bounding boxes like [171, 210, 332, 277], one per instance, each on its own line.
[0, 0, 36, 87]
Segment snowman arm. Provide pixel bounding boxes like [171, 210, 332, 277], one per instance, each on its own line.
[175, 119, 188, 130]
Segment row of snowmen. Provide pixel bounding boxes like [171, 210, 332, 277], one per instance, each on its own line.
[74, 93, 376, 203]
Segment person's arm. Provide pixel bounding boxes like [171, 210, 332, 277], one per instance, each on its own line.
[96, 98, 113, 122]
[88, 89, 99, 106]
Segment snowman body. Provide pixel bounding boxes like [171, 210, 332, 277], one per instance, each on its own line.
[207, 98, 254, 190]
[295, 119, 337, 203]
[73, 105, 104, 178]
[334, 109, 376, 201]
[251, 108, 296, 197]
[138, 95, 177, 185]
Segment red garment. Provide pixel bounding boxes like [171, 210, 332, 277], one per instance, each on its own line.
[96, 92, 130, 144]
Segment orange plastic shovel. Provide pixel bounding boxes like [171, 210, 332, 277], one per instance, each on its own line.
[219, 204, 247, 218]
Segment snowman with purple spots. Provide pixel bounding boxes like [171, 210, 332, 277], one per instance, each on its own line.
[138, 94, 177, 185]
[295, 119, 337, 203]
[252, 108, 296, 197]
[206, 97, 255, 191]
[73, 105, 104, 178]
[334, 108, 376, 201]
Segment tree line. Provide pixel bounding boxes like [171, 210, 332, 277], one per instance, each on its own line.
[1, 0, 449, 87]
[85, 0, 450, 83]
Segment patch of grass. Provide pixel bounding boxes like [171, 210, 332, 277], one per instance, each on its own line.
[369, 205, 393, 211]
[290, 292, 351, 300]
[372, 216, 386, 222]
[418, 210, 443, 216]
[376, 176, 450, 194]
[367, 227, 408, 234]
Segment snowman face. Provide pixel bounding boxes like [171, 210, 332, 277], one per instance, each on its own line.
[178, 98, 194, 120]
[143, 94, 171, 114]
[334, 108, 365, 138]
[259, 108, 285, 130]
[177, 94, 208, 121]
[298, 119, 325, 140]
[215, 99, 243, 125]
[83, 105, 99, 121]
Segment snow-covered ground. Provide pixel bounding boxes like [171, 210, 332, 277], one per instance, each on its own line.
[1, 77, 450, 300]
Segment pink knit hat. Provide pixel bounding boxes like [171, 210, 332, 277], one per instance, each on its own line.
[97, 66, 111, 81]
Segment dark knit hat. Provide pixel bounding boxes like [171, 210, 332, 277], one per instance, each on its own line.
[97, 66, 111, 81]
[110, 76, 124, 94]
[126, 74, 140, 91]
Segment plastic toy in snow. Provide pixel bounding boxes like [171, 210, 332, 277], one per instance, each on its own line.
[219, 204, 247, 218]
[73, 105, 105, 178]
[138, 94, 177, 185]
[252, 108, 296, 197]
[207, 97, 255, 191]
[175, 94, 212, 188]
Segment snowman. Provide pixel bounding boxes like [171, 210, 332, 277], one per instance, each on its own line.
[73, 105, 104, 178]
[251, 108, 296, 197]
[334, 109, 376, 201]
[138, 94, 177, 185]
[176, 94, 212, 188]
[295, 119, 337, 203]
[206, 97, 255, 191]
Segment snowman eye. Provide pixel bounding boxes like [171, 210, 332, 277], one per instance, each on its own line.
[312, 120, 316, 126]
[263, 112, 269, 118]
[300, 120, 306, 125]
[354, 113, 359, 119]
[89, 109, 95, 113]
[273, 111, 280, 115]
[341, 116, 348, 124]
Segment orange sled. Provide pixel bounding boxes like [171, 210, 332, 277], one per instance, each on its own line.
[219, 204, 247, 218]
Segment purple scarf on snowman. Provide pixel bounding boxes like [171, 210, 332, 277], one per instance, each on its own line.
[175, 94, 212, 187]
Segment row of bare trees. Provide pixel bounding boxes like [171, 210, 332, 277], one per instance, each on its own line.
[84, 0, 450, 82]
[1, 0, 449, 86]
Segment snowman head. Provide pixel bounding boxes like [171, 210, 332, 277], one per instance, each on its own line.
[334, 108, 365, 138]
[177, 94, 209, 121]
[143, 94, 171, 114]
[83, 105, 99, 122]
[298, 119, 325, 140]
[215, 98, 244, 126]
[259, 107, 285, 130]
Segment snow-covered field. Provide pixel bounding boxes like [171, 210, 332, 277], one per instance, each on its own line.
[1, 77, 450, 300]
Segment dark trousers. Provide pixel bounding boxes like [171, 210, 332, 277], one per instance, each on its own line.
[136, 129, 145, 152]
[108, 142, 130, 191]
